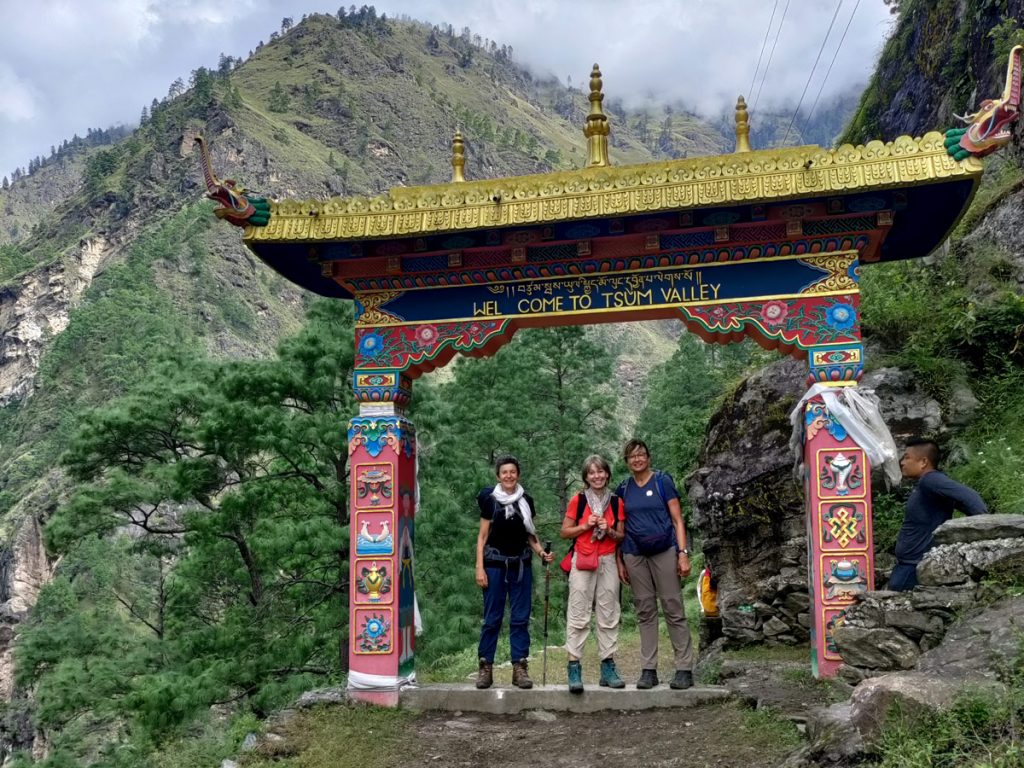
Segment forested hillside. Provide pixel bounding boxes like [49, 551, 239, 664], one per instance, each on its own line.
[0, 10, 789, 765]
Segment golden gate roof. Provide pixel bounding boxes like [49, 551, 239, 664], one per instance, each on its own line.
[245, 131, 981, 244]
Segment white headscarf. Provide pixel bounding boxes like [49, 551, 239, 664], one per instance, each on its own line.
[490, 483, 536, 535]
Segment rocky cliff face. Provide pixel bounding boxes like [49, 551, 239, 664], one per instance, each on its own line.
[843, 0, 1024, 145]
[0, 159, 88, 246]
[0, 236, 110, 406]
[687, 357, 808, 645]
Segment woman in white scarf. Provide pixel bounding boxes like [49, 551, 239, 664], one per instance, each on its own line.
[474, 455, 554, 690]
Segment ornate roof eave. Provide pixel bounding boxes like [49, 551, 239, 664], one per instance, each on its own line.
[244, 132, 982, 244]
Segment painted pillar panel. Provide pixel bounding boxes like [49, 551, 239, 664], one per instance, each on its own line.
[803, 395, 875, 678]
[348, 415, 416, 703]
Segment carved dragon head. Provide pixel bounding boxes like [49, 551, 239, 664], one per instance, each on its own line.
[193, 136, 271, 227]
[946, 45, 1023, 160]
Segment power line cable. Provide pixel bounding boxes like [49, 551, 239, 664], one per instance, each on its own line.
[752, 0, 792, 114]
[748, 0, 781, 100]
[781, 0, 844, 147]
[801, 0, 863, 141]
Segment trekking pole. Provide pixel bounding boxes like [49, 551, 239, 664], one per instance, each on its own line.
[542, 540, 552, 687]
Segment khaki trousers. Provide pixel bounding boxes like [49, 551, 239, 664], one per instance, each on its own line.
[624, 548, 693, 671]
[565, 552, 621, 660]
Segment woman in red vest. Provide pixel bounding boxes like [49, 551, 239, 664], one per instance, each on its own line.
[560, 454, 627, 693]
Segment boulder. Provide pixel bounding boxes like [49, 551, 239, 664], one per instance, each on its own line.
[932, 514, 1024, 545]
[780, 702, 868, 767]
[849, 672, 974, 743]
[832, 626, 920, 671]
[917, 596, 1024, 680]
[916, 545, 971, 586]
[909, 584, 977, 615]
[919, 538, 1024, 586]
[962, 539, 1024, 582]
[295, 687, 348, 708]
[883, 609, 943, 641]
[762, 616, 790, 637]
[861, 367, 943, 440]
[805, 703, 867, 762]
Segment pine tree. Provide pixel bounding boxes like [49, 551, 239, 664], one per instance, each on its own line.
[268, 81, 290, 113]
[217, 52, 234, 76]
[25, 301, 358, 749]
[635, 333, 766, 478]
[190, 67, 215, 105]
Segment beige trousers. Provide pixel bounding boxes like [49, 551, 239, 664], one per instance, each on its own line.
[565, 552, 621, 660]
[623, 548, 693, 671]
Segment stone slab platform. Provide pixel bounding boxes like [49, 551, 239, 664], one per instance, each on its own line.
[399, 684, 733, 714]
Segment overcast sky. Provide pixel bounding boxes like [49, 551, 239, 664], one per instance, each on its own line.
[0, 0, 896, 179]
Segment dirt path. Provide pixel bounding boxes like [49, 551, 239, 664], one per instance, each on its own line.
[404, 700, 800, 768]
[240, 654, 847, 768]
[405, 654, 848, 767]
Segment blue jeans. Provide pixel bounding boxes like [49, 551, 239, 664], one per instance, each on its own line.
[889, 562, 918, 591]
[478, 564, 533, 663]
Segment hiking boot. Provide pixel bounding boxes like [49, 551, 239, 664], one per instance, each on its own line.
[475, 659, 493, 690]
[636, 669, 659, 689]
[512, 659, 534, 689]
[670, 669, 694, 690]
[599, 658, 625, 689]
[567, 660, 584, 694]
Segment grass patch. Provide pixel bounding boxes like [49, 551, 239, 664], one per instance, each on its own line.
[878, 686, 1024, 768]
[149, 712, 264, 768]
[697, 659, 723, 685]
[872, 490, 908, 556]
[0, 243, 39, 283]
[741, 707, 804, 751]
[237, 705, 413, 768]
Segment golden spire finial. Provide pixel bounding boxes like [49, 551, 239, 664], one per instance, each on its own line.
[451, 130, 466, 182]
[735, 95, 752, 153]
[583, 64, 611, 168]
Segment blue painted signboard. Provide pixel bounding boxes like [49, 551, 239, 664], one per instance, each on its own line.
[356, 251, 858, 326]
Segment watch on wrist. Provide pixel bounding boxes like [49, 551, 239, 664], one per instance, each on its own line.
[679, 548, 690, 555]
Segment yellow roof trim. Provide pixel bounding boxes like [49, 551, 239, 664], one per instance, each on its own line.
[245, 132, 982, 243]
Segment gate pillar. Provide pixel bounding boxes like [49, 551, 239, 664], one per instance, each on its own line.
[803, 346, 875, 678]
[346, 372, 417, 705]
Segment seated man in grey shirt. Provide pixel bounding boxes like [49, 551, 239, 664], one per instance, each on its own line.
[890, 437, 988, 591]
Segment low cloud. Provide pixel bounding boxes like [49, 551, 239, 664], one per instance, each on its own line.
[0, 0, 895, 178]
[0, 65, 38, 123]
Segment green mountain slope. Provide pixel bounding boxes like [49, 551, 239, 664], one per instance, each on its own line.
[0, 12, 733, 531]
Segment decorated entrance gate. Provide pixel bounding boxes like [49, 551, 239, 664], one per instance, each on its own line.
[200, 51, 1020, 701]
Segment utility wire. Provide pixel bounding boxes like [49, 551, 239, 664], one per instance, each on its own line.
[801, 0, 863, 141]
[781, 0, 844, 147]
[748, 0, 781, 101]
[752, 0, 791, 114]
